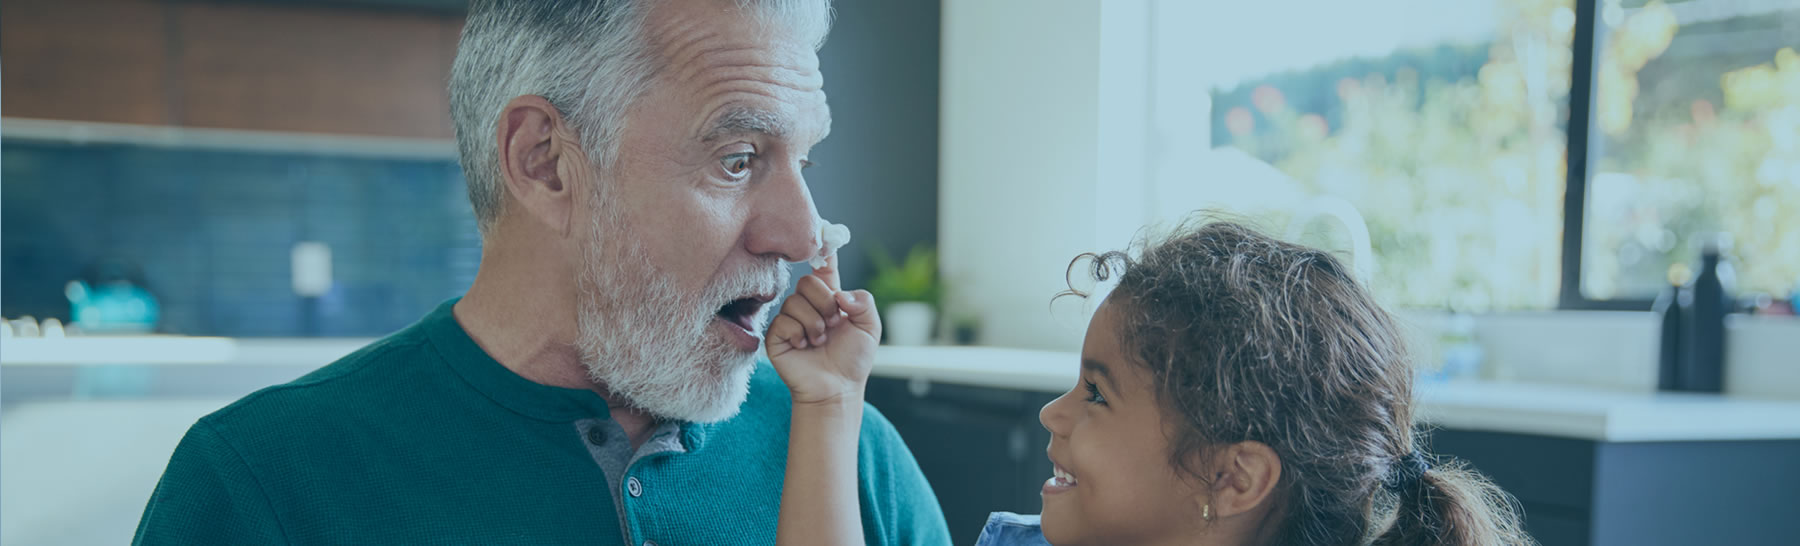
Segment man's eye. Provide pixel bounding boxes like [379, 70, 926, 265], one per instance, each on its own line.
[721, 153, 755, 179]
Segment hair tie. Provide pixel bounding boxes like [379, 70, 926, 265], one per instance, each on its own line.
[1381, 450, 1433, 491]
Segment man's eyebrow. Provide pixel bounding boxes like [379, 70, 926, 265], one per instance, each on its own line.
[701, 105, 788, 143]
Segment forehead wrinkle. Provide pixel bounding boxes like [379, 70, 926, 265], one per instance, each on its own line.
[690, 69, 830, 145]
[682, 53, 824, 90]
[645, 13, 829, 149]
[641, 0, 824, 82]
[648, 16, 714, 74]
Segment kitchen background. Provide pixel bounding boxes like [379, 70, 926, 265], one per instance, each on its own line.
[4, 0, 1800, 545]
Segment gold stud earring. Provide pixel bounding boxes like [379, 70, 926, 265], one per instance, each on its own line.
[1203, 504, 1214, 522]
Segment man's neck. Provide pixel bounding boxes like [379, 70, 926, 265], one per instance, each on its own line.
[606, 405, 660, 451]
[453, 230, 661, 449]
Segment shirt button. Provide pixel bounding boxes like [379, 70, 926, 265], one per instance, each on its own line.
[627, 476, 643, 498]
[585, 426, 607, 447]
[643, 541, 656, 546]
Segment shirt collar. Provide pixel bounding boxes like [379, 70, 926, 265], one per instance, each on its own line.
[419, 298, 721, 451]
[422, 298, 616, 422]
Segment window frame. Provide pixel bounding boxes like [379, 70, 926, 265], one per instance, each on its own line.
[1560, 0, 1658, 311]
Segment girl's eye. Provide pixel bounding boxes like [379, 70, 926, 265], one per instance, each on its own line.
[1083, 380, 1107, 405]
[721, 153, 755, 179]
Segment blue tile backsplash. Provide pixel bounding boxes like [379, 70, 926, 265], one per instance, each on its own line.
[2, 140, 480, 337]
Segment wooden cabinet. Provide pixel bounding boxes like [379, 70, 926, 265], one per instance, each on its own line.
[1, 0, 175, 126]
[2, 0, 462, 139]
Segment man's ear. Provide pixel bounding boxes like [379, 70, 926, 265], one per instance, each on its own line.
[1206, 441, 1282, 519]
[495, 95, 578, 236]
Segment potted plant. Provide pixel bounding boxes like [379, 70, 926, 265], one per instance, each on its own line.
[868, 242, 939, 345]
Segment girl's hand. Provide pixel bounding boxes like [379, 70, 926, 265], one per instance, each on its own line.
[766, 254, 882, 406]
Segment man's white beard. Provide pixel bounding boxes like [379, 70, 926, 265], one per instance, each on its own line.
[573, 195, 785, 423]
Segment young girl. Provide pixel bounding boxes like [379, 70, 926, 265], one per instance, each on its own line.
[768, 220, 1533, 546]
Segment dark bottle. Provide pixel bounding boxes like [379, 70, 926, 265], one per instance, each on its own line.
[1681, 236, 1734, 393]
[1653, 282, 1686, 391]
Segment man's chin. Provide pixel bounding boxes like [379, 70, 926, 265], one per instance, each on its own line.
[673, 355, 757, 423]
[623, 341, 760, 423]
[579, 325, 764, 424]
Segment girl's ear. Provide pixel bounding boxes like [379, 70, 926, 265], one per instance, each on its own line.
[1207, 441, 1282, 519]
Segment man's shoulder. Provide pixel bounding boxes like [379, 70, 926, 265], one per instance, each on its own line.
[199, 329, 439, 439]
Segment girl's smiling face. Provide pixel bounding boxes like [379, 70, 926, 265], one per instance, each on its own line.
[1038, 298, 1210, 545]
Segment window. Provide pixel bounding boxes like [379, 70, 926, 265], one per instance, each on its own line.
[1192, 0, 1576, 310]
[1576, 0, 1800, 303]
[1171, 0, 1796, 310]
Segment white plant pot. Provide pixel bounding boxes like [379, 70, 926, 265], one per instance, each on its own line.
[884, 302, 936, 346]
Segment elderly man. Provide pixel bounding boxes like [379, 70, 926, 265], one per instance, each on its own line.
[132, 0, 949, 544]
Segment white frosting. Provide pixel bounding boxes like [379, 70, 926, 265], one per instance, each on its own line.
[810, 222, 852, 268]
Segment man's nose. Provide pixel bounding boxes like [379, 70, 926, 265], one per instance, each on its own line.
[744, 162, 819, 263]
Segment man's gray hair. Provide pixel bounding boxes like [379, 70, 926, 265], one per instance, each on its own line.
[450, 0, 833, 234]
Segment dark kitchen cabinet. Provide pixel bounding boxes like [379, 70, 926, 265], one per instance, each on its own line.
[1431, 430, 1800, 546]
[869, 377, 1800, 546]
[867, 376, 1058, 546]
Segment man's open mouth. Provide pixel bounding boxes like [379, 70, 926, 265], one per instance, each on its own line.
[715, 294, 775, 332]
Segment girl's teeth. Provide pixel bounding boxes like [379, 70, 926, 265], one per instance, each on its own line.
[1053, 467, 1077, 485]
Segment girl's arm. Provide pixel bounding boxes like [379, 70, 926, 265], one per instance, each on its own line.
[767, 255, 882, 546]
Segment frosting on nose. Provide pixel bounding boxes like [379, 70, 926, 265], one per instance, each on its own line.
[809, 221, 852, 268]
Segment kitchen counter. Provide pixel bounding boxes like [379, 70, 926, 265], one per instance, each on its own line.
[9, 338, 1799, 442]
[868, 345, 1800, 443]
[1, 336, 377, 367]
